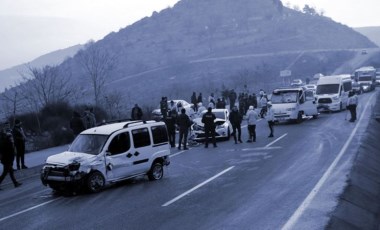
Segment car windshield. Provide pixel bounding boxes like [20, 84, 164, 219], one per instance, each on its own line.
[316, 84, 339, 95]
[271, 92, 298, 104]
[69, 134, 108, 155]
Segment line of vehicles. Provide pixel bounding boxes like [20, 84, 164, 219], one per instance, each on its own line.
[40, 66, 378, 194]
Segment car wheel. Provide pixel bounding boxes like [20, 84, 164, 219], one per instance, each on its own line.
[148, 162, 164, 181]
[312, 114, 318, 119]
[86, 171, 105, 193]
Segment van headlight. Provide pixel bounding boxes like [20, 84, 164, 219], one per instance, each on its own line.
[332, 96, 339, 101]
[66, 162, 81, 171]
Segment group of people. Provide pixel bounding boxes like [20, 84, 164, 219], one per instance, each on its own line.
[0, 120, 26, 189]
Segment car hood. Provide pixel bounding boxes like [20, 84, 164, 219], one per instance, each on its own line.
[193, 117, 225, 127]
[46, 151, 97, 165]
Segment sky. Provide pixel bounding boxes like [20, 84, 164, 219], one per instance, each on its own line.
[0, 0, 379, 70]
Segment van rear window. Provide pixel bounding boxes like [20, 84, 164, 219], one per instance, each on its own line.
[151, 125, 169, 145]
[132, 128, 151, 148]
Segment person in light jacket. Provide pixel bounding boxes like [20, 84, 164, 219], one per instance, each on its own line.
[245, 106, 260, 142]
[265, 102, 275, 137]
[347, 91, 358, 122]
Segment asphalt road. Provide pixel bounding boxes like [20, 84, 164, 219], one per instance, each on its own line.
[0, 90, 376, 230]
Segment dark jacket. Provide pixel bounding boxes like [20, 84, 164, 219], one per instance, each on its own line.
[202, 111, 216, 129]
[70, 112, 85, 135]
[12, 126, 25, 144]
[131, 106, 143, 120]
[164, 115, 176, 133]
[0, 131, 16, 165]
[229, 110, 242, 126]
[176, 113, 192, 132]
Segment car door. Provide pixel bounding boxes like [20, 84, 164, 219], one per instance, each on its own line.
[301, 90, 318, 116]
[130, 127, 153, 174]
[105, 131, 137, 180]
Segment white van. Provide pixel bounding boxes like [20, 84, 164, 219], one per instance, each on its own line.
[270, 87, 318, 123]
[316, 74, 352, 112]
[41, 120, 171, 193]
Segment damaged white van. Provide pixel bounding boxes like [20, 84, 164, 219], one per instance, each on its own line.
[41, 120, 171, 193]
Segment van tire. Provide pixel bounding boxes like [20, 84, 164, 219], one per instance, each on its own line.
[148, 162, 164, 181]
[86, 171, 105, 193]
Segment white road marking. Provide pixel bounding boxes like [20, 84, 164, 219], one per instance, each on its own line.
[162, 166, 235, 207]
[265, 133, 288, 148]
[0, 198, 61, 222]
[242, 146, 282, 151]
[281, 93, 376, 230]
[170, 150, 187, 158]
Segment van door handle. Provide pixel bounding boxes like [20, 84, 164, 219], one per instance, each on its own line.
[126, 153, 133, 158]
[134, 151, 140, 157]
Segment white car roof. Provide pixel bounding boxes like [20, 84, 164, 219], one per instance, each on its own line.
[81, 120, 162, 135]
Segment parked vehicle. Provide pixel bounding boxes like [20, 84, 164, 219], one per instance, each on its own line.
[315, 74, 352, 112]
[270, 87, 318, 123]
[353, 66, 376, 92]
[191, 109, 232, 141]
[152, 99, 194, 121]
[41, 120, 171, 193]
[290, 79, 303, 87]
[351, 80, 363, 95]
[304, 84, 317, 93]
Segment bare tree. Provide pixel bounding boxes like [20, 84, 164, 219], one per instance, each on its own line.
[78, 41, 116, 107]
[18, 64, 74, 108]
[0, 88, 20, 122]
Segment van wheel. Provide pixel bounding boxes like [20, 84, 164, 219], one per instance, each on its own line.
[312, 114, 318, 119]
[148, 162, 164, 181]
[86, 171, 105, 193]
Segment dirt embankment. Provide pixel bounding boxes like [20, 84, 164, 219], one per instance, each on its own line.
[327, 91, 380, 229]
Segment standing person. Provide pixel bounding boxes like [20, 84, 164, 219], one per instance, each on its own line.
[0, 122, 22, 189]
[202, 107, 217, 148]
[246, 106, 259, 142]
[164, 110, 176, 148]
[160, 97, 168, 119]
[131, 104, 143, 120]
[347, 91, 358, 122]
[265, 102, 275, 137]
[70, 111, 85, 137]
[12, 119, 27, 170]
[177, 108, 192, 150]
[229, 106, 243, 144]
[208, 93, 215, 107]
[259, 94, 268, 118]
[83, 107, 96, 129]
[197, 93, 203, 105]
[197, 102, 206, 116]
[229, 89, 237, 110]
[191, 92, 198, 112]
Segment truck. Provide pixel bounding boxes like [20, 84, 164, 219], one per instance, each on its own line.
[315, 74, 352, 112]
[270, 87, 318, 123]
[353, 66, 376, 92]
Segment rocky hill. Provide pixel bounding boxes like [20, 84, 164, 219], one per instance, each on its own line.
[4, 0, 378, 112]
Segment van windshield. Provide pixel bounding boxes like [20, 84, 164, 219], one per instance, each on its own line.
[316, 84, 339, 95]
[358, 76, 373, 81]
[271, 92, 298, 104]
[69, 134, 108, 155]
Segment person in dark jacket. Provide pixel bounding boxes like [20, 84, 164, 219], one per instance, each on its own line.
[229, 106, 243, 144]
[70, 111, 85, 137]
[164, 110, 176, 148]
[202, 107, 217, 148]
[229, 89, 237, 109]
[176, 108, 192, 150]
[13, 119, 27, 169]
[0, 122, 22, 189]
[131, 104, 143, 120]
[160, 97, 168, 119]
[191, 92, 198, 112]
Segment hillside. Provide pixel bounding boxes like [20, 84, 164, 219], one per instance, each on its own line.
[0, 44, 83, 92]
[355, 26, 380, 47]
[3, 0, 378, 114]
